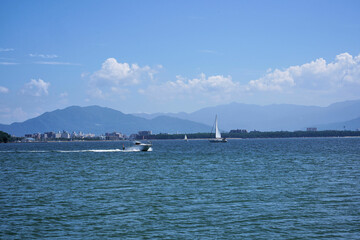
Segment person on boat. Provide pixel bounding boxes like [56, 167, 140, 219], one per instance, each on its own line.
[122, 144, 125, 150]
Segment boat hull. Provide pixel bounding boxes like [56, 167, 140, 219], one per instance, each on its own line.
[138, 144, 152, 151]
[209, 138, 227, 143]
[133, 141, 152, 151]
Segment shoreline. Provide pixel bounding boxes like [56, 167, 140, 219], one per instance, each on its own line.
[5, 135, 360, 143]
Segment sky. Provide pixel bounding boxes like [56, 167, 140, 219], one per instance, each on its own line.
[1, 0, 360, 124]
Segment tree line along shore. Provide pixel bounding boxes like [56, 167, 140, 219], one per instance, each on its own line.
[2, 130, 360, 143]
[143, 130, 360, 140]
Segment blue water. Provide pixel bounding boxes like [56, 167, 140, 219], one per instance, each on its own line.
[1, 138, 359, 239]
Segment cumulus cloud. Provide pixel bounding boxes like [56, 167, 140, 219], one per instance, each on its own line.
[0, 86, 9, 93]
[137, 52, 360, 106]
[85, 53, 360, 106]
[88, 58, 159, 98]
[140, 73, 240, 102]
[247, 52, 360, 92]
[91, 58, 155, 85]
[22, 79, 50, 97]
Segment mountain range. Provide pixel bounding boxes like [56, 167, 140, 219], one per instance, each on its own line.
[0, 106, 211, 136]
[1, 100, 360, 136]
[133, 99, 360, 131]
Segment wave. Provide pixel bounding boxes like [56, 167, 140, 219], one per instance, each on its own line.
[0, 150, 49, 153]
[57, 148, 141, 153]
[0, 148, 144, 153]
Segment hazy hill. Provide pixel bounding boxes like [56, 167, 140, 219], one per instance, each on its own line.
[0, 106, 211, 136]
[317, 117, 360, 130]
[133, 100, 360, 131]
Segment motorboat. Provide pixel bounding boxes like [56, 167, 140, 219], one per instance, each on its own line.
[134, 141, 152, 151]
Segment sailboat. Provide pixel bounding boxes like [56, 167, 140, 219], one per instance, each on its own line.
[209, 115, 227, 143]
[184, 134, 188, 142]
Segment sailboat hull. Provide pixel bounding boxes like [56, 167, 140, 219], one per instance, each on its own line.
[209, 138, 227, 143]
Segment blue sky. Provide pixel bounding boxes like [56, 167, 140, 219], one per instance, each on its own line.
[1, 0, 360, 124]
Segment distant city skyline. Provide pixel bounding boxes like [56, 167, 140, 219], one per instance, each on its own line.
[1, 0, 360, 124]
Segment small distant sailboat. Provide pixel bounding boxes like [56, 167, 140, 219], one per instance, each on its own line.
[209, 115, 227, 143]
[184, 134, 188, 142]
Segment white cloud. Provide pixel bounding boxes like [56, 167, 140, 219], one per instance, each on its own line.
[0, 62, 18, 65]
[0, 48, 14, 52]
[91, 58, 155, 85]
[88, 88, 105, 99]
[22, 79, 50, 97]
[137, 52, 360, 107]
[81, 72, 90, 78]
[29, 53, 58, 58]
[0, 86, 9, 93]
[247, 52, 360, 92]
[84, 53, 360, 107]
[88, 58, 158, 98]
[141, 73, 240, 103]
[34, 61, 80, 65]
[60, 92, 68, 97]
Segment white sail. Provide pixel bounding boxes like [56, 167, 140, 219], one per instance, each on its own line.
[209, 115, 227, 143]
[215, 115, 221, 139]
[184, 134, 188, 140]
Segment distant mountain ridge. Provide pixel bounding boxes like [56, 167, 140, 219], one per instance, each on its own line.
[0, 106, 211, 136]
[317, 117, 360, 130]
[1, 100, 360, 137]
[133, 100, 360, 131]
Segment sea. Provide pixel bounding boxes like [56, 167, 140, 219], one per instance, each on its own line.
[1, 138, 359, 239]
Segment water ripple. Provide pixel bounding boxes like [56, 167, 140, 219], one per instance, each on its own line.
[1, 138, 359, 239]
